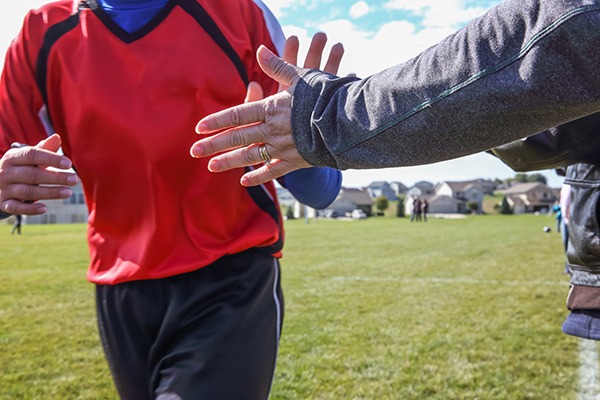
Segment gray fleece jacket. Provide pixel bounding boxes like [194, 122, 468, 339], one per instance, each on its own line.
[290, 0, 600, 170]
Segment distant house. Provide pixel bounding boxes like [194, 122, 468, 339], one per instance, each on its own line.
[406, 181, 435, 197]
[405, 193, 466, 215]
[366, 181, 398, 201]
[328, 187, 373, 216]
[389, 181, 408, 197]
[436, 180, 485, 214]
[499, 182, 557, 213]
[426, 194, 467, 214]
[26, 182, 88, 224]
[276, 183, 341, 219]
[464, 178, 498, 195]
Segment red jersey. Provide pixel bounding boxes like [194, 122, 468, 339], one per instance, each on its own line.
[0, 0, 285, 284]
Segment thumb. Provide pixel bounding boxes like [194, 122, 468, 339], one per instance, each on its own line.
[36, 133, 62, 152]
[244, 81, 264, 103]
[257, 45, 302, 88]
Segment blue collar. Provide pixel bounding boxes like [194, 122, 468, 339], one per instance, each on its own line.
[96, 0, 170, 33]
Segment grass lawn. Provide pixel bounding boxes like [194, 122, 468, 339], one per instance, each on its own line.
[0, 214, 581, 399]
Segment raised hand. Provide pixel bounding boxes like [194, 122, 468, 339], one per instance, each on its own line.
[190, 33, 344, 187]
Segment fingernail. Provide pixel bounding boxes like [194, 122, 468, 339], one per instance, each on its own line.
[240, 176, 250, 186]
[60, 188, 72, 198]
[195, 122, 206, 133]
[67, 175, 79, 185]
[257, 46, 272, 62]
[208, 159, 220, 172]
[190, 145, 203, 158]
[59, 158, 72, 169]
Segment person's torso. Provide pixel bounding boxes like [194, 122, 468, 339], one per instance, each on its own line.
[15, 0, 284, 283]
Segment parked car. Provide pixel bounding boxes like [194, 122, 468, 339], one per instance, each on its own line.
[351, 209, 367, 219]
[322, 209, 339, 219]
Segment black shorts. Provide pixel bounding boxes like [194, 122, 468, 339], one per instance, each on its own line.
[95, 249, 284, 400]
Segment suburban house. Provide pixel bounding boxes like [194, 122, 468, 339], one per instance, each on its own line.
[405, 194, 467, 215]
[436, 180, 485, 214]
[404, 179, 496, 215]
[366, 181, 398, 201]
[406, 181, 435, 197]
[389, 181, 408, 197]
[464, 178, 498, 195]
[25, 181, 88, 224]
[499, 182, 557, 214]
[327, 187, 373, 216]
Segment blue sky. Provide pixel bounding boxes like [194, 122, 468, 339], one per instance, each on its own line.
[0, 0, 563, 188]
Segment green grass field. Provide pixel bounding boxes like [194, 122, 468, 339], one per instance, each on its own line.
[0, 215, 585, 399]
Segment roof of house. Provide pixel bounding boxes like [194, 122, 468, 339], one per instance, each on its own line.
[412, 180, 435, 189]
[439, 181, 478, 192]
[500, 182, 548, 194]
[367, 181, 388, 188]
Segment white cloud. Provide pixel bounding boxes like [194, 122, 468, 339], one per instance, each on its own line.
[263, 0, 302, 18]
[349, 1, 370, 19]
[384, 0, 492, 29]
[283, 16, 454, 79]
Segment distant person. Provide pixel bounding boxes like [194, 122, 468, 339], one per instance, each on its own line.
[421, 199, 429, 222]
[411, 197, 421, 223]
[415, 199, 423, 222]
[10, 214, 22, 235]
[550, 203, 562, 233]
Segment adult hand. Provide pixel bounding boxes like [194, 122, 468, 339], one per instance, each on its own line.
[0, 133, 79, 215]
[191, 33, 344, 187]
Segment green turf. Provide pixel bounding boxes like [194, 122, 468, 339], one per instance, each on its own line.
[0, 215, 581, 399]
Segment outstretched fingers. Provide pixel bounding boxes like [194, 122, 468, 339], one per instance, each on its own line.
[323, 42, 345, 75]
[303, 32, 327, 69]
[192, 121, 267, 158]
[195, 99, 266, 135]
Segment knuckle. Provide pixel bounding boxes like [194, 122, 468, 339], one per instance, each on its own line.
[25, 166, 40, 183]
[0, 166, 9, 184]
[18, 184, 36, 200]
[201, 140, 216, 155]
[22, 147, 37, 164]
[228, 129, 246, 148]
[241, 147, 257, 165]
[229, 107, 245, 127]
[216, 157, 232, 170]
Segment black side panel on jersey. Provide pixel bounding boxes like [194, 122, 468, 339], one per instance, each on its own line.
[244, 167, 284, 254]
[178, 0, 249, 87]
[35, 12, 81, 111]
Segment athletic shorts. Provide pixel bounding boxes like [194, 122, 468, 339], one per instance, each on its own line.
[95, 249, 284, 400]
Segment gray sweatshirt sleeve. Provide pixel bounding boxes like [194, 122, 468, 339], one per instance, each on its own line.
[291, 0, 600, 170]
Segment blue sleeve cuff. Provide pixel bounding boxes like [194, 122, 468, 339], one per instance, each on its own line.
[279, 167, 342, 209]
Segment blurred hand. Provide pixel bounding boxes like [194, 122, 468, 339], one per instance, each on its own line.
[0, 133, 79, 215]
[191, 32, 344, 186]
